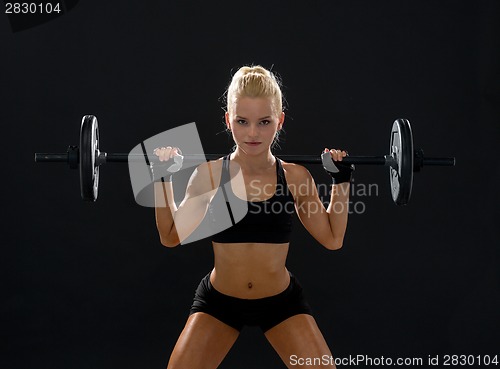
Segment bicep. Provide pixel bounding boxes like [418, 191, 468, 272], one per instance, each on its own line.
[292, 167, 335, 246]
[173, 163, 217, 241]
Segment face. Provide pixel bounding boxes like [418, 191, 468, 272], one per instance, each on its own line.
[226, 96, 284, 155]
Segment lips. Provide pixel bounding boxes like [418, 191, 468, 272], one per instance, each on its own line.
[245, 142, 261, 146]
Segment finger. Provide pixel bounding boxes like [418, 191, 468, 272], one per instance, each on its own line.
[158, 147, 169, 162]
[164, 148, 174, 162]
[153, 147, 165, 161]
[156, 148, 164, 161]
[168, 147, 178, 159]
[330, 149, 341, 161]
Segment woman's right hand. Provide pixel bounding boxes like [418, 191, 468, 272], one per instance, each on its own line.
[151, 146, 183, 182]
[153, 146, 182, 162]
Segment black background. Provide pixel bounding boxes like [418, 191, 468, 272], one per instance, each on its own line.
[2, 1, 499, 368]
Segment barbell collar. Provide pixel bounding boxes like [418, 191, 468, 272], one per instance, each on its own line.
[384, 155, 397, 169]
[97, 152, 107, 166]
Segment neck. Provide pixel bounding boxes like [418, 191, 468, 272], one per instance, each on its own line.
[230, 147, 275, 171]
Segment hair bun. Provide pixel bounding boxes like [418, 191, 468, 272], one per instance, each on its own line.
[226, 65, 283, 116]
[242, 65, 269, 76]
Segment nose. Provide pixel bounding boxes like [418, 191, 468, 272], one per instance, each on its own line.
[247, 125, 257, 138]
[248, 124, 258, 138]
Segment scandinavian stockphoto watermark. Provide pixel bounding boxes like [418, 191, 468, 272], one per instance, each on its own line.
[244, 179, 379, 216]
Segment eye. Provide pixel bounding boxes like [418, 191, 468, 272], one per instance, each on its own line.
[260, 120, 271, 125]
[237, 119, 247, 125]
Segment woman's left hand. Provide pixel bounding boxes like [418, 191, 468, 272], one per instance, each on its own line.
[324, 148, 347, 162]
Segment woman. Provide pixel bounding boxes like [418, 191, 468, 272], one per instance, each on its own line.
[153, 66, 352, 369]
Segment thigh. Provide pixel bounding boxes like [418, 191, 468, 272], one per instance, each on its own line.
[167, 312, 240, 369]
[264, 314, 336, 369]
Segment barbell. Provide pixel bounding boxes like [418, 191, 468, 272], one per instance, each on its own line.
[34, 115, 455, 205]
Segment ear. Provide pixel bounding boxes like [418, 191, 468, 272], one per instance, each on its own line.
[225, 112, 231, 130]
[278, 112, 285, 130]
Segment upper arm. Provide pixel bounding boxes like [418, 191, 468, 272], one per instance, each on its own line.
[173, 161, 219, 242]
[285, 164, 336, 248]
[182, 161, 217, 202]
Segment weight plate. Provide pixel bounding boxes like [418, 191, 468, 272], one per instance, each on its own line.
[389, 119, 413, 205]
[80, 115, 99, 201]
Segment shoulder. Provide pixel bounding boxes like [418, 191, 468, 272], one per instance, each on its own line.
[280, 160, 313, 185]
[187, 157, 224, 195]
[279, 160, 320, 201]
[279, 160, 317, 201]
[195, 157, 224, 174]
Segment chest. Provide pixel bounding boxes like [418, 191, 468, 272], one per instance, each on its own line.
[229, 170, 278, 202]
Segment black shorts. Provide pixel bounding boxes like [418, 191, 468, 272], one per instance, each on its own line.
[189, 271, 313, 332]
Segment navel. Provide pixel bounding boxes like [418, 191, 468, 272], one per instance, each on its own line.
[247, 282, 253, 289]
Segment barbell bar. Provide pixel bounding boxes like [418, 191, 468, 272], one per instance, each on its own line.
[34, 115, 455, 205]
[35, 152, 455, 166]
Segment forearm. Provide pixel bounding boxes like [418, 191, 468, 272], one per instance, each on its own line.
[154, 181, 179, 246]
[326, 182, 350, 246]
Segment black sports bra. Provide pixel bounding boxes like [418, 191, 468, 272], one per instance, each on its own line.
[209, 154, 295, 244]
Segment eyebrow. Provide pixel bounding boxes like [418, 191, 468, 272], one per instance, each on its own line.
[236, 115, 271, 120]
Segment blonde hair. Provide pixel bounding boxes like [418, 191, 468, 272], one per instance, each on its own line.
[226, 65, 283, 116]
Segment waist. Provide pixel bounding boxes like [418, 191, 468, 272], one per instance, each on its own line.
[209, 267, 291, 299]
[212, 241, 289, 270]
